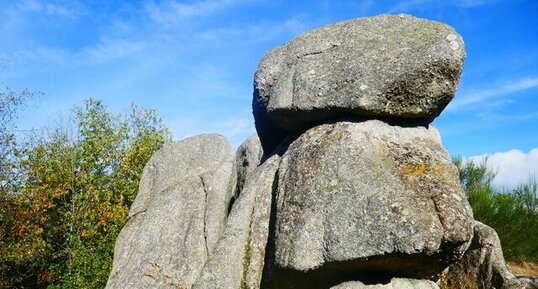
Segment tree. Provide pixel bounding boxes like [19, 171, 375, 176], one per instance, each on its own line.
[0, 99, 170, 288]
[455, 158, 538, 261]
[0, 63, 41, 288]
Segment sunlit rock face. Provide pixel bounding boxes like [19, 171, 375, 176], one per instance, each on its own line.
[106, 134, 237, 289]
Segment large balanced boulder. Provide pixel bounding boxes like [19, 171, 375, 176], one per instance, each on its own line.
[440, 221, 524, 289]
[254, 14, 465, 152]
[106, 134, 236, 289]
[193, 155, 280, 289]
[267, 120, 473, 288]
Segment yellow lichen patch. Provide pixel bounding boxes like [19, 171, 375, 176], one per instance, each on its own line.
[401, 163, 427, 176]
[377, 140, 388, 155]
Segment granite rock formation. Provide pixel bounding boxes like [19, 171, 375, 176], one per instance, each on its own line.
[106, 14, 523, 289]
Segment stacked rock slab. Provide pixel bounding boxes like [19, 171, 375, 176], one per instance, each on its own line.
[256, 14, 474, 289]
[265, 121, 473, 288]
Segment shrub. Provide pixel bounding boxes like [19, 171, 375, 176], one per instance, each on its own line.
[455, 158, 538, 261]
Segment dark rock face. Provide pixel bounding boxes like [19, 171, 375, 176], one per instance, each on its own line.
[441, 221, 524, 289]
[236, 134, 263, 194]
[254, 14, 465, 153]
[106, 134, 236, 289]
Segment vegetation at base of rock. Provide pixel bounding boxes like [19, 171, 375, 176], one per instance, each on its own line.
[455, 158, 538, 261]
[439, 272, 477, 289]
[0, 98, 170, 289]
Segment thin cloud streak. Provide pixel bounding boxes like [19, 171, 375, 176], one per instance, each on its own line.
[447, 76, 538, 111]
[388, 0, 497, 12]
[15, 0, 86, 19]
[145, 0, 257, 24]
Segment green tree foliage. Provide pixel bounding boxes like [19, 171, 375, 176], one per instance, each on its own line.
[0, 99, 170, 288]
[455, 158, 538, 261]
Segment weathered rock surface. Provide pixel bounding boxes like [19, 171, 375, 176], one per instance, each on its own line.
[518, 277, 538, 289]
[254, 14, 465, 152]
[331, 278, 439, 289]
[236, 134, 263, 193]
[271, 120, 473, 283]
[441, 221, 524, 289]
[106, 134, 236, 289]
[193, 155, 280, 289]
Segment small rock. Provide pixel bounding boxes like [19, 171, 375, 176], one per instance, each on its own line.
[441, 221, 524, 289]
[332, 278, 439, 289]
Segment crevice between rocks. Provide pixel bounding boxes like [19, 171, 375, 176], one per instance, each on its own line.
[200, 175, 210, 258]
[127, 209, 146, 222]
[297, 43, 341, 59]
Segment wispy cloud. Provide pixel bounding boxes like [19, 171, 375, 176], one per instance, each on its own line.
[388, 0, 497, 12]
[468, 148, 538, 189]
[80, 39, 148, 65]
[198, 18, 306, 42]
[447, 76, 538, 111]
[16, 0, 85, 19]
[145, 0, 255, 24]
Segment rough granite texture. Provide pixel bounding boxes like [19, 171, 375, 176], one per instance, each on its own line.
[236, 134, 263, 194]
[193, 155, 280, 289]
[106, 134, 236, 289]
[253, 14, 465, 152]
[441, 221, 524, 289]
[273, 120, 473, 281]
[331, 278, 439, 289]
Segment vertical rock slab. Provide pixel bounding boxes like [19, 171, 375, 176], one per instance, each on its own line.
[193, 155, 280, 289]
[236, 135, 263, 194]
[440, 221, 524, 289]
[106, 134, 236, 289]
[267, 120, 473, 288]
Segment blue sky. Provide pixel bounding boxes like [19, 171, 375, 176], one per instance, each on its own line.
[1, 0, 537, 187]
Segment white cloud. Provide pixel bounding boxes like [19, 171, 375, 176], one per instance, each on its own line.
[447, 76, 538, 111]
[467, 148, 538, 189]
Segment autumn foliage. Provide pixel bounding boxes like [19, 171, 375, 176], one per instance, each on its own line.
[0, 99, 170, 288]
